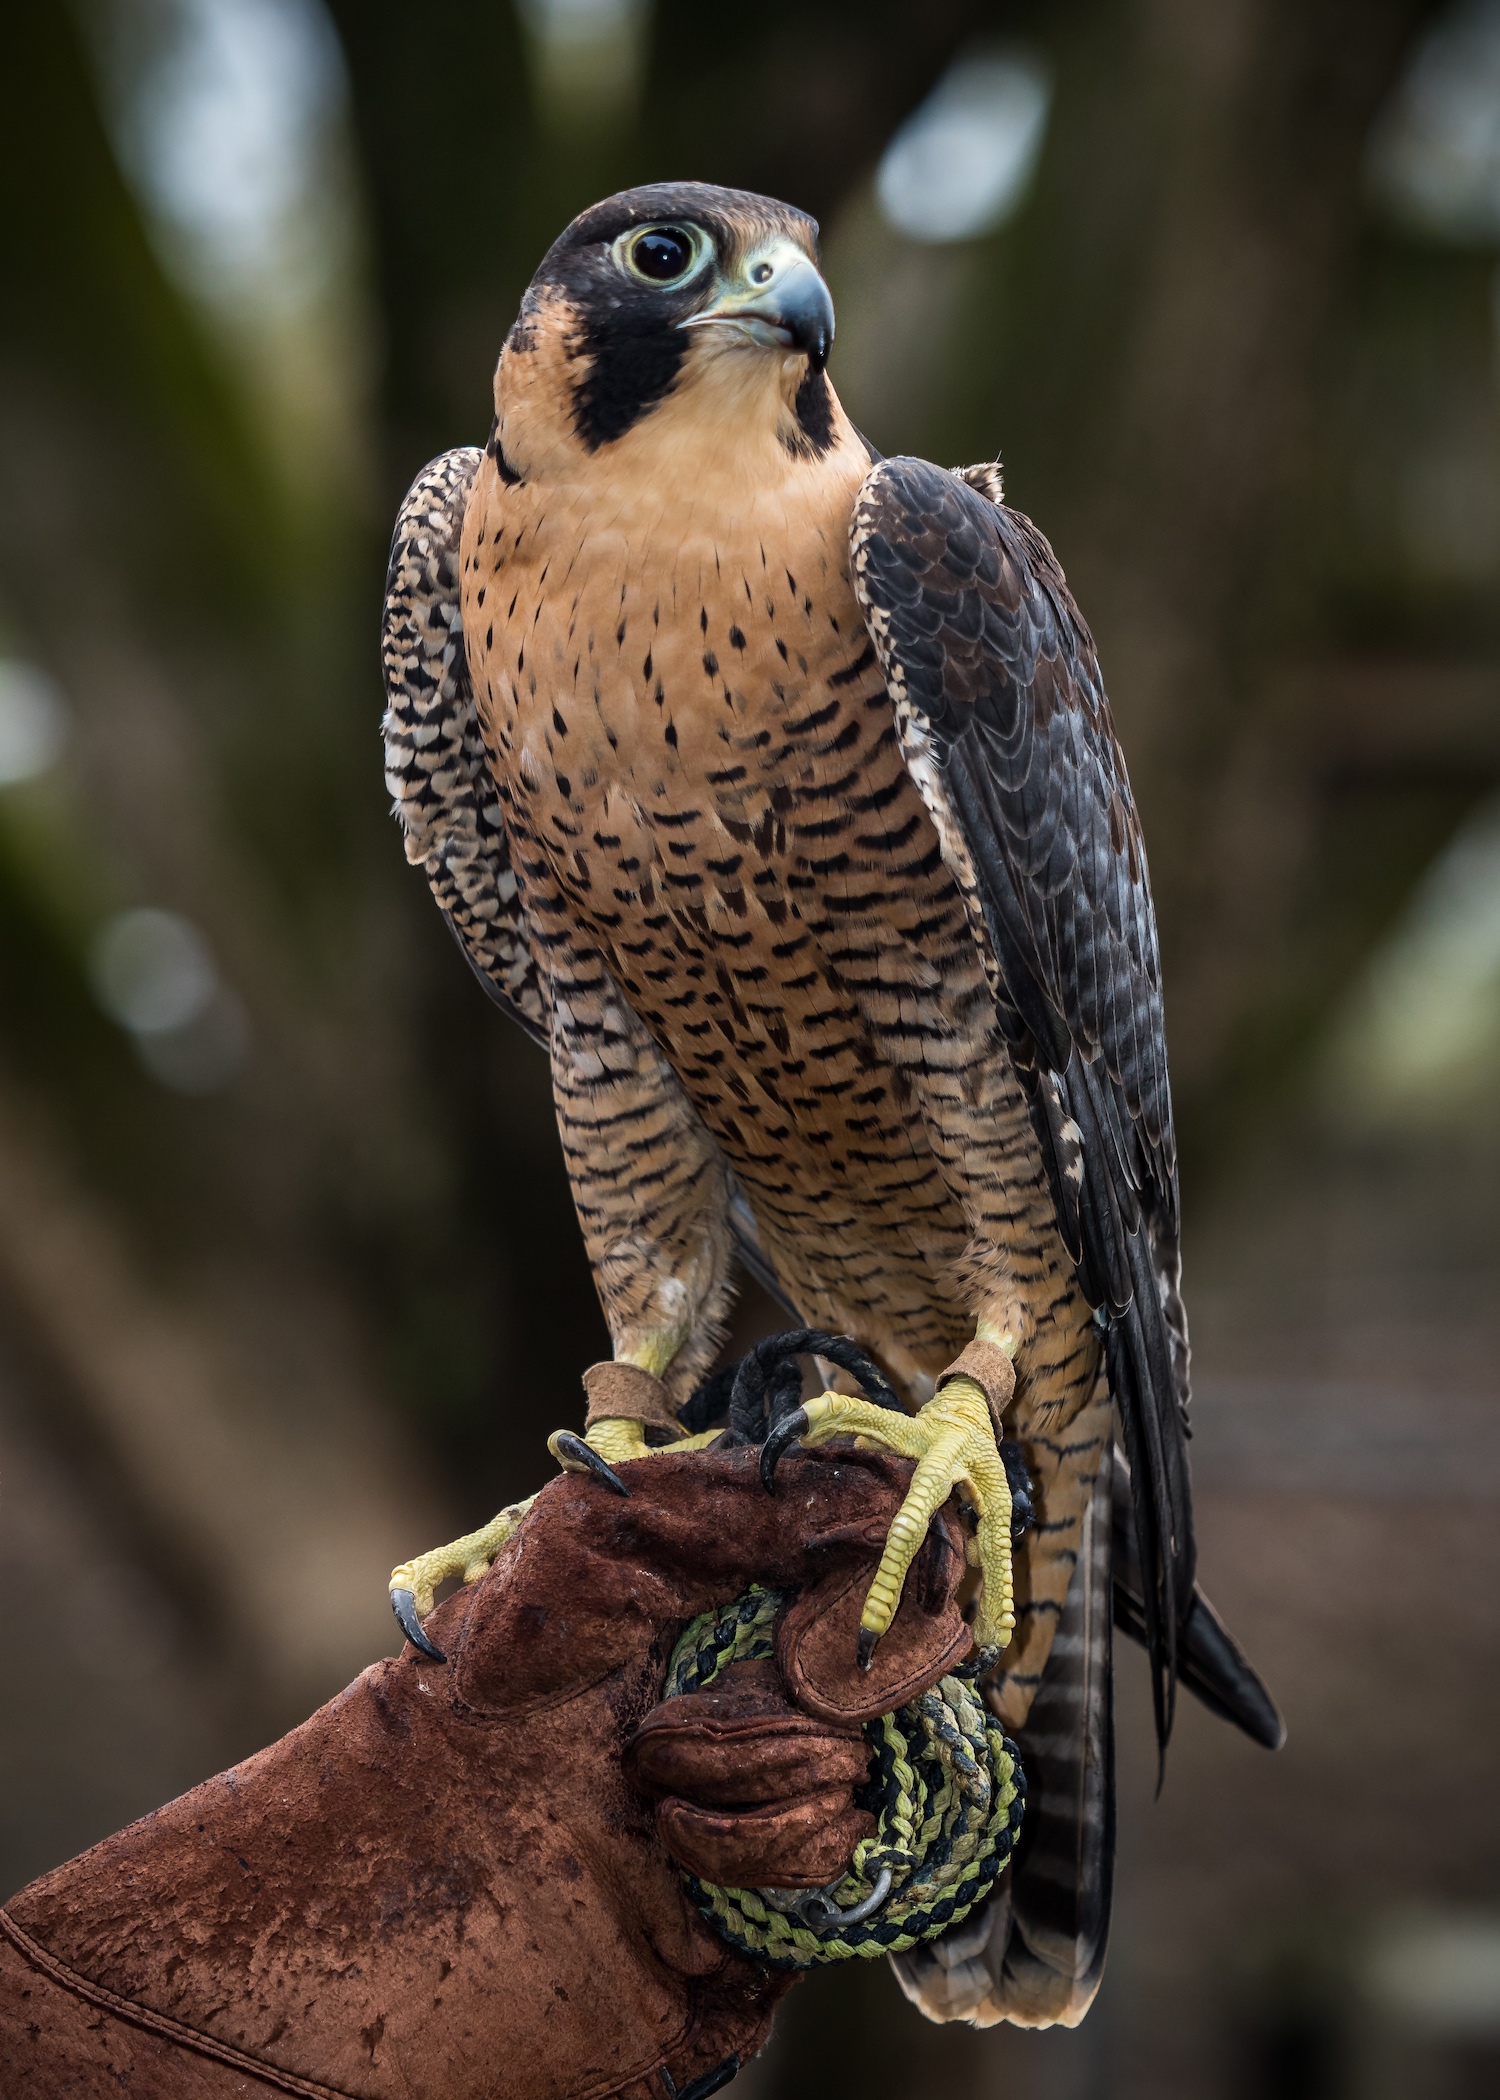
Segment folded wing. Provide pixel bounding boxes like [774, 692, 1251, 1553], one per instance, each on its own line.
[851, 456, 1194, 1749]
[381, 447, 550, 1046]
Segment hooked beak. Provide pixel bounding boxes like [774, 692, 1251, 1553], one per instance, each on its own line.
[681, 246, 835, 374]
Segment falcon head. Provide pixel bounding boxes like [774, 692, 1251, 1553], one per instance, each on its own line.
[492, 182, 849, 483]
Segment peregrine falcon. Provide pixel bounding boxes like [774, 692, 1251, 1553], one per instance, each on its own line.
[381, 183, 1280, 2027]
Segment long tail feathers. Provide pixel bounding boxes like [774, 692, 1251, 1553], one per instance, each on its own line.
[891, 1441, 1282, 2030]
[891, 1447, 1115, 2028]
[1111, 1454, 1285, 1752]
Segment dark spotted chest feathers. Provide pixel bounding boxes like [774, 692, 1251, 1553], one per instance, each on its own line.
[459, 444, 1017, 1349]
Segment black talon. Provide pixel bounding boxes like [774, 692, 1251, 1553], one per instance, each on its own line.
[553, 1431, 632, 1497]
[1000, 1437, 1036, 1540]
[759, 1406, 810, 1493]
[857, 1624, 879, 1672]
[390, 1587, 447, 1664]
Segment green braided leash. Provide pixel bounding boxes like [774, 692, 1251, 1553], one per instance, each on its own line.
[663, 1586, 1025, 1967]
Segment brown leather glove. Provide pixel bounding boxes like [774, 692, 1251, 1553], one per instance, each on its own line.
[0, 1444, 969, 2100]
[625, 1503, 971, 1896]
[627, 1658, 879, 1889]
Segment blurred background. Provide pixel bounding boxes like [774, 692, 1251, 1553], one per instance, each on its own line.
[2, 0, 1499, 2092]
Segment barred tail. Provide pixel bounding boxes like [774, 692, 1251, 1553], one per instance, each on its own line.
[890, 1445, 1114, 2028]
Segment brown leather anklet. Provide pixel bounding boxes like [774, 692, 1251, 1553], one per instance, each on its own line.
[935, 1338, 1016, 1434]
[582, 1359, 681, 1433]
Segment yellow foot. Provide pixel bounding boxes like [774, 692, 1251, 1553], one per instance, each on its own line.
[389, 1419, 722, 1661]
[388, 1496, 536, 1662]
[760, 1376, 1016, 1664]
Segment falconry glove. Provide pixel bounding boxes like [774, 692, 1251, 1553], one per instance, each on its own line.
[0, 1444, 972, 2100]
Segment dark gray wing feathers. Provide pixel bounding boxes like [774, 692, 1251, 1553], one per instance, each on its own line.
[852, 455, 1194, 1749]
[381, 448, 550, 1048]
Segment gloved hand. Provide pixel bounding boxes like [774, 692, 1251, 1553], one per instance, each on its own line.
[627, 1658, 880, 1889]
[624, 1492, 971, 1897]
[0, 1443, 969, 2100]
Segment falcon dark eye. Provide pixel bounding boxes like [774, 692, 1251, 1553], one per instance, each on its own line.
[624, 226, 700, 285]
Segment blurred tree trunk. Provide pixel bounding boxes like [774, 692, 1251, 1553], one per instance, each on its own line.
[0, 3, 452, 1739]
[1026, 0, 1454, 1162]
[936, 0, 1458, 1166]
